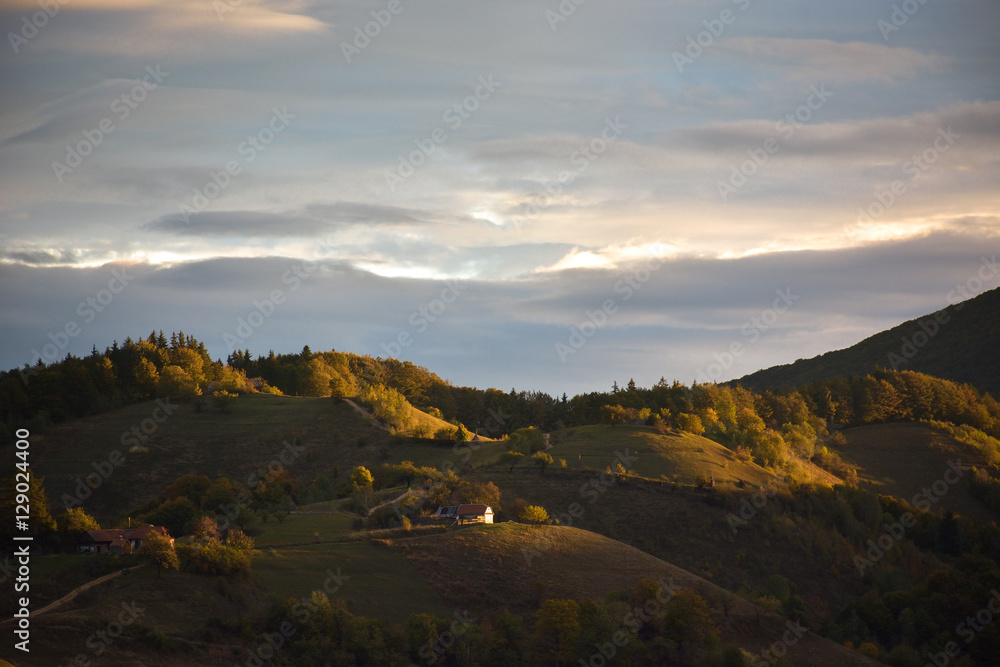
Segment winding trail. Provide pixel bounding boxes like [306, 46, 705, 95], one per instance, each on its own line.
[1, 562, 148, 624]
[341, 398, 389, 431]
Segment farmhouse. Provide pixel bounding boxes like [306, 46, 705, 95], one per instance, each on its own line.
[455, 504, 494, 525]
[81, 525, 173, 554]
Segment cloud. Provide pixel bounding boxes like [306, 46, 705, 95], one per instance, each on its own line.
[722, 38, 947, 83]
[141, 202, 435, 237]
[2, 229, 996, 395]
[2, 0, 329, 59]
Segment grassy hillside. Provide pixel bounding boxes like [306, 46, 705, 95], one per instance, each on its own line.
[0, 521, 881, 667]
[547, 424, 840, 485]
[30, 394, 502, 524]
[391, 523, 878, 667]
[251, 540, 453, 625]
[477, 467, 876, 614]
[736, 285, 1000, 396]
[0, 564, 271, 666]
[831, 422, 999, 523]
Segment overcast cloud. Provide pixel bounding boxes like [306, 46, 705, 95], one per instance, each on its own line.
[1, 0, 997, 394]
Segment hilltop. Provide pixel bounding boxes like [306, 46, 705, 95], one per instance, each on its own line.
[30, 393, 501, 525]
[547, 424, 841, 486]
[736, 285, 1000, 396]
[391, 523, 878, 667]
[832, 422, 999, 524]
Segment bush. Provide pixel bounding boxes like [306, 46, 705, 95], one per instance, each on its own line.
[357, 383, 414, 433]
[179, 540, 250, 575]
[506, 427, 546, 454]
[520, 505, 549, 526]
[676, 413, 704, 435]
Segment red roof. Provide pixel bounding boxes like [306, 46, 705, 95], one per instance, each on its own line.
[456, 504, 492, 516]
[84, 529, 123, 543]
[123, 525, 170, 540]
[84, 525, 171, 544]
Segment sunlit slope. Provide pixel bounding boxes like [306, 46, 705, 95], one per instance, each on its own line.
[391, 523, 879, 667]
[29, 394, 497, 524]
[833, 422, 998, 523]
[547, 424, 839, 485]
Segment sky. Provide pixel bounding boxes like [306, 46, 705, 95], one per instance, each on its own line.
[0, 0, 998, 397]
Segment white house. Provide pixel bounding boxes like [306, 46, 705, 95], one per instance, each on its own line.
[455, 504, 493, 525]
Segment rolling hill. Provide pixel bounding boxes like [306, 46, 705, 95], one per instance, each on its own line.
[831, 422, 999, 524]
[736, 285, 1000, 396]
[547, 424, 841, 486]
[0, 521, 881, 667]
[29, 393, 503, 525]
[391, 523, 879, 666]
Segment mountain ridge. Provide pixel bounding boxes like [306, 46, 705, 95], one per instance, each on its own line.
[735, 285, 1000, 396]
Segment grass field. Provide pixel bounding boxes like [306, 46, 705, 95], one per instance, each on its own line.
[833, 422, 998, 523]
[251, 540, 453, 625]
[390, 523, 878, 667]
[2, 564, 268, 667]
[251, 508, 357, 546]
[544, 424, 845, 485]
[30, 393, 503, 525]
[473, 465, 874, 615]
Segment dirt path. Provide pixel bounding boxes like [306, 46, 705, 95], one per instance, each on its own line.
[342, 398, 389, 431]
[365, 489, 424, 517]
[2, 563, 148, 623]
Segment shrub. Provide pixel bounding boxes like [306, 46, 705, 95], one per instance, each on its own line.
[520, 505, 549, 526]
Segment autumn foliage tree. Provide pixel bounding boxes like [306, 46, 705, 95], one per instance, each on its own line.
[139, 531, 179, 577]
[532, 451, 553, 475]
[520, 505, 549, 526]
[533, 599, 581, 664]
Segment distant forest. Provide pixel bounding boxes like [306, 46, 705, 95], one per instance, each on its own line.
[2, 330, 999, 477]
